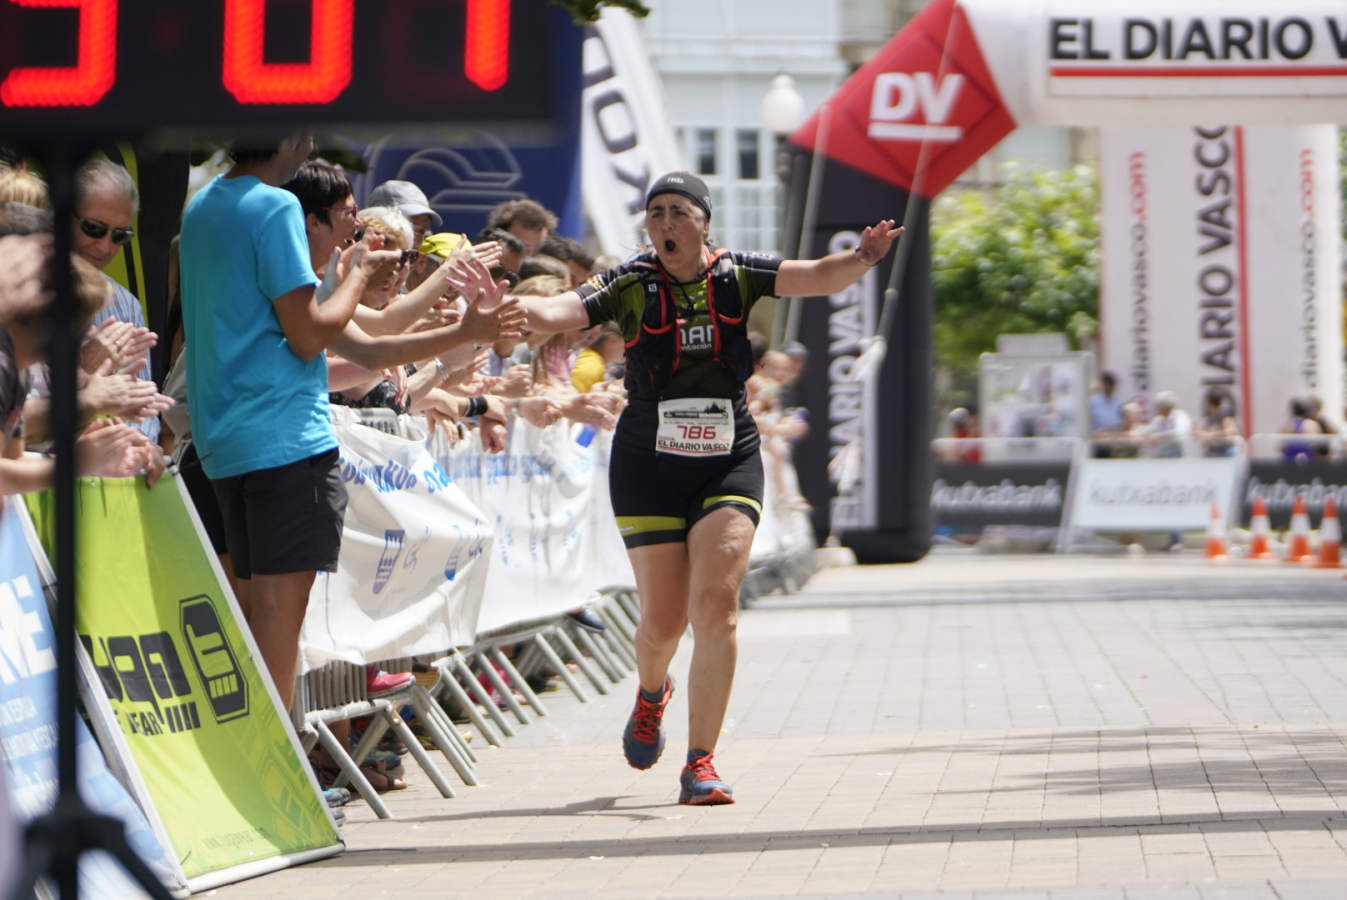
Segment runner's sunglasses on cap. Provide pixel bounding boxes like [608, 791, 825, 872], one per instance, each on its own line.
[76, 216, 135, 246]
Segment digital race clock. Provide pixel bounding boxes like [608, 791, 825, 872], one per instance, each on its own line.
[0, 0, 563, 136]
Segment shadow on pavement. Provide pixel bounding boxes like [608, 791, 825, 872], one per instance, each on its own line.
[311, 809, 1347, 866]
[835, 725, 1347, 798]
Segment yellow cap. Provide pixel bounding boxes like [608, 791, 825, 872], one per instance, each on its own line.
[419, 232, 469, 262]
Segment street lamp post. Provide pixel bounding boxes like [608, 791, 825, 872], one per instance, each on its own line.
[761, 73, 804, 345]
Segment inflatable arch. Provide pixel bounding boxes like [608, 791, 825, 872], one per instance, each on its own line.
[782, 0, 1347, 562]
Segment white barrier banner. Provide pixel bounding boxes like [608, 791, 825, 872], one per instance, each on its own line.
[581, 428, 637, 590]
[437, 421, 631, 636]
[301, 413, 493, 670]
[1069, 456, 1243, 530]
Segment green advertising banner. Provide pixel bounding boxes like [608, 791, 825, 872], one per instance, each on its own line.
[25, 475, 341, 887]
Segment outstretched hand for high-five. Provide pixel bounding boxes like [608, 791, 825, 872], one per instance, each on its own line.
[443, 254, 500, 308]
[445, 255, 526, 344]
[854, 219, 903, 267]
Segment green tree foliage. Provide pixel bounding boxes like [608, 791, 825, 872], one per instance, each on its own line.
[930, 163, 1100, 408]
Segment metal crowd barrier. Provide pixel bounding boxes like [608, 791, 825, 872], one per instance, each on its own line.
[292, 588, 643, 817]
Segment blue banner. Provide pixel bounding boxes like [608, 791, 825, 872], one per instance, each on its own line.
[0, 500, 182, 896]
[347, 6, 585, 241]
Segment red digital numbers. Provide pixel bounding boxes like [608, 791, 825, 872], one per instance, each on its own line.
[1, 0, 515, 109]
[465, 0, 509, 91]
[678, 425, 716, 441]
[223, 0, 352, 104]
[0, 0, 117, 107]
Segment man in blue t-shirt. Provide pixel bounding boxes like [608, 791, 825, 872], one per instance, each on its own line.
[180, 135, 526, 709]
[179, 134, 401, 708]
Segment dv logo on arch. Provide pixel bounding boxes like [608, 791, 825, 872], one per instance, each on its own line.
[868, 72, 966, 142]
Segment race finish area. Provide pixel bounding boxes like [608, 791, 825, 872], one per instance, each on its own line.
[0, 1, 577, 895]
[4, 1, 1347, 898]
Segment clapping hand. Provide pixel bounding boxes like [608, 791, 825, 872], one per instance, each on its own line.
[81, 359, 174, 421]
[81, 319, 157, 375]
[75, 420, 149, 478]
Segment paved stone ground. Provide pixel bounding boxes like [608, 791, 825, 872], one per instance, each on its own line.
[208, 551, 1347, 899]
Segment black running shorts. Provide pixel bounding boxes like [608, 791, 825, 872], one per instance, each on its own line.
[609, 398, 764, 549]
[211, 447, 347, 579]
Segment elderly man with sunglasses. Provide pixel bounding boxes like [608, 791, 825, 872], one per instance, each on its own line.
[20, 159, 171, 461]
[70, 159, 168, 443]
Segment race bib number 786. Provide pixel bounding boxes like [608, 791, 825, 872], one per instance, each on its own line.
[655, 397, 734, 457]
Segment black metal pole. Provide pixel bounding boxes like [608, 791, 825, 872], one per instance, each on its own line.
[9, 142, 173, 900]
[45, 141, 81, 900]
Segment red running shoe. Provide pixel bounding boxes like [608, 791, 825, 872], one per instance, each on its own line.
[679, 752, 734, 805]
[366, 667, 414, 698]
[622, 677, 672, 769]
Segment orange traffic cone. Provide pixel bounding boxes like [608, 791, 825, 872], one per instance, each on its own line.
[1314, 495, 1342, 568]
[1285, 494, 1313, 563]
[1204, 502, 1228, 560]
[1247, 496, 1276, 560]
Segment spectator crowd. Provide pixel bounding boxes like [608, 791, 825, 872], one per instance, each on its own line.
[0, 138, 811, 808]
[937, 368, 1346, 463]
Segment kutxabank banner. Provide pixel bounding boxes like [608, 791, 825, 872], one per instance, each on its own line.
[24, 477, 341, 890]
[1067, 455, 1245, 531]
[0, 499, 184, 898]
[1098, 124, 1343, 435]
[302, 414, 493, 670]
[436, 421, 632, 636]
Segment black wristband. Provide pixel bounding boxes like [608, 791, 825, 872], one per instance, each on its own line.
[465, 396, 487, 418]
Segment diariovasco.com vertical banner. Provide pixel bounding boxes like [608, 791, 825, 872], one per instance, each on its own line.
[24, 476, 341, 890]
[1097, 124, 1342, 435]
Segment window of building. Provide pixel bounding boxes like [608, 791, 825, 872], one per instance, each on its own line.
[696, 128, 718, 176]
[737, 129, 760, 181]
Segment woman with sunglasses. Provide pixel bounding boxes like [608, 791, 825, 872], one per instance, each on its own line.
[512, 171, 901, 806]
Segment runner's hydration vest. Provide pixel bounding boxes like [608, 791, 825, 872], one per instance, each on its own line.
[625, 248, 753, 396]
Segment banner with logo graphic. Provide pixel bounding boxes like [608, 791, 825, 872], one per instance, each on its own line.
[1241, 460, 1347, 530]
[348, 7, 586, 245]
[1098, 124, 1343, 438]
[301, 414, 494, 670]
[783, 157, 934, 563]
[931, 461, 1071, 528]
[1066, 456, 1244, 530]
[580, 9, 684, 257]
[435, 421, 631, 635]
[24, 477, 342, 891]
[0, 499, 185, 898]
